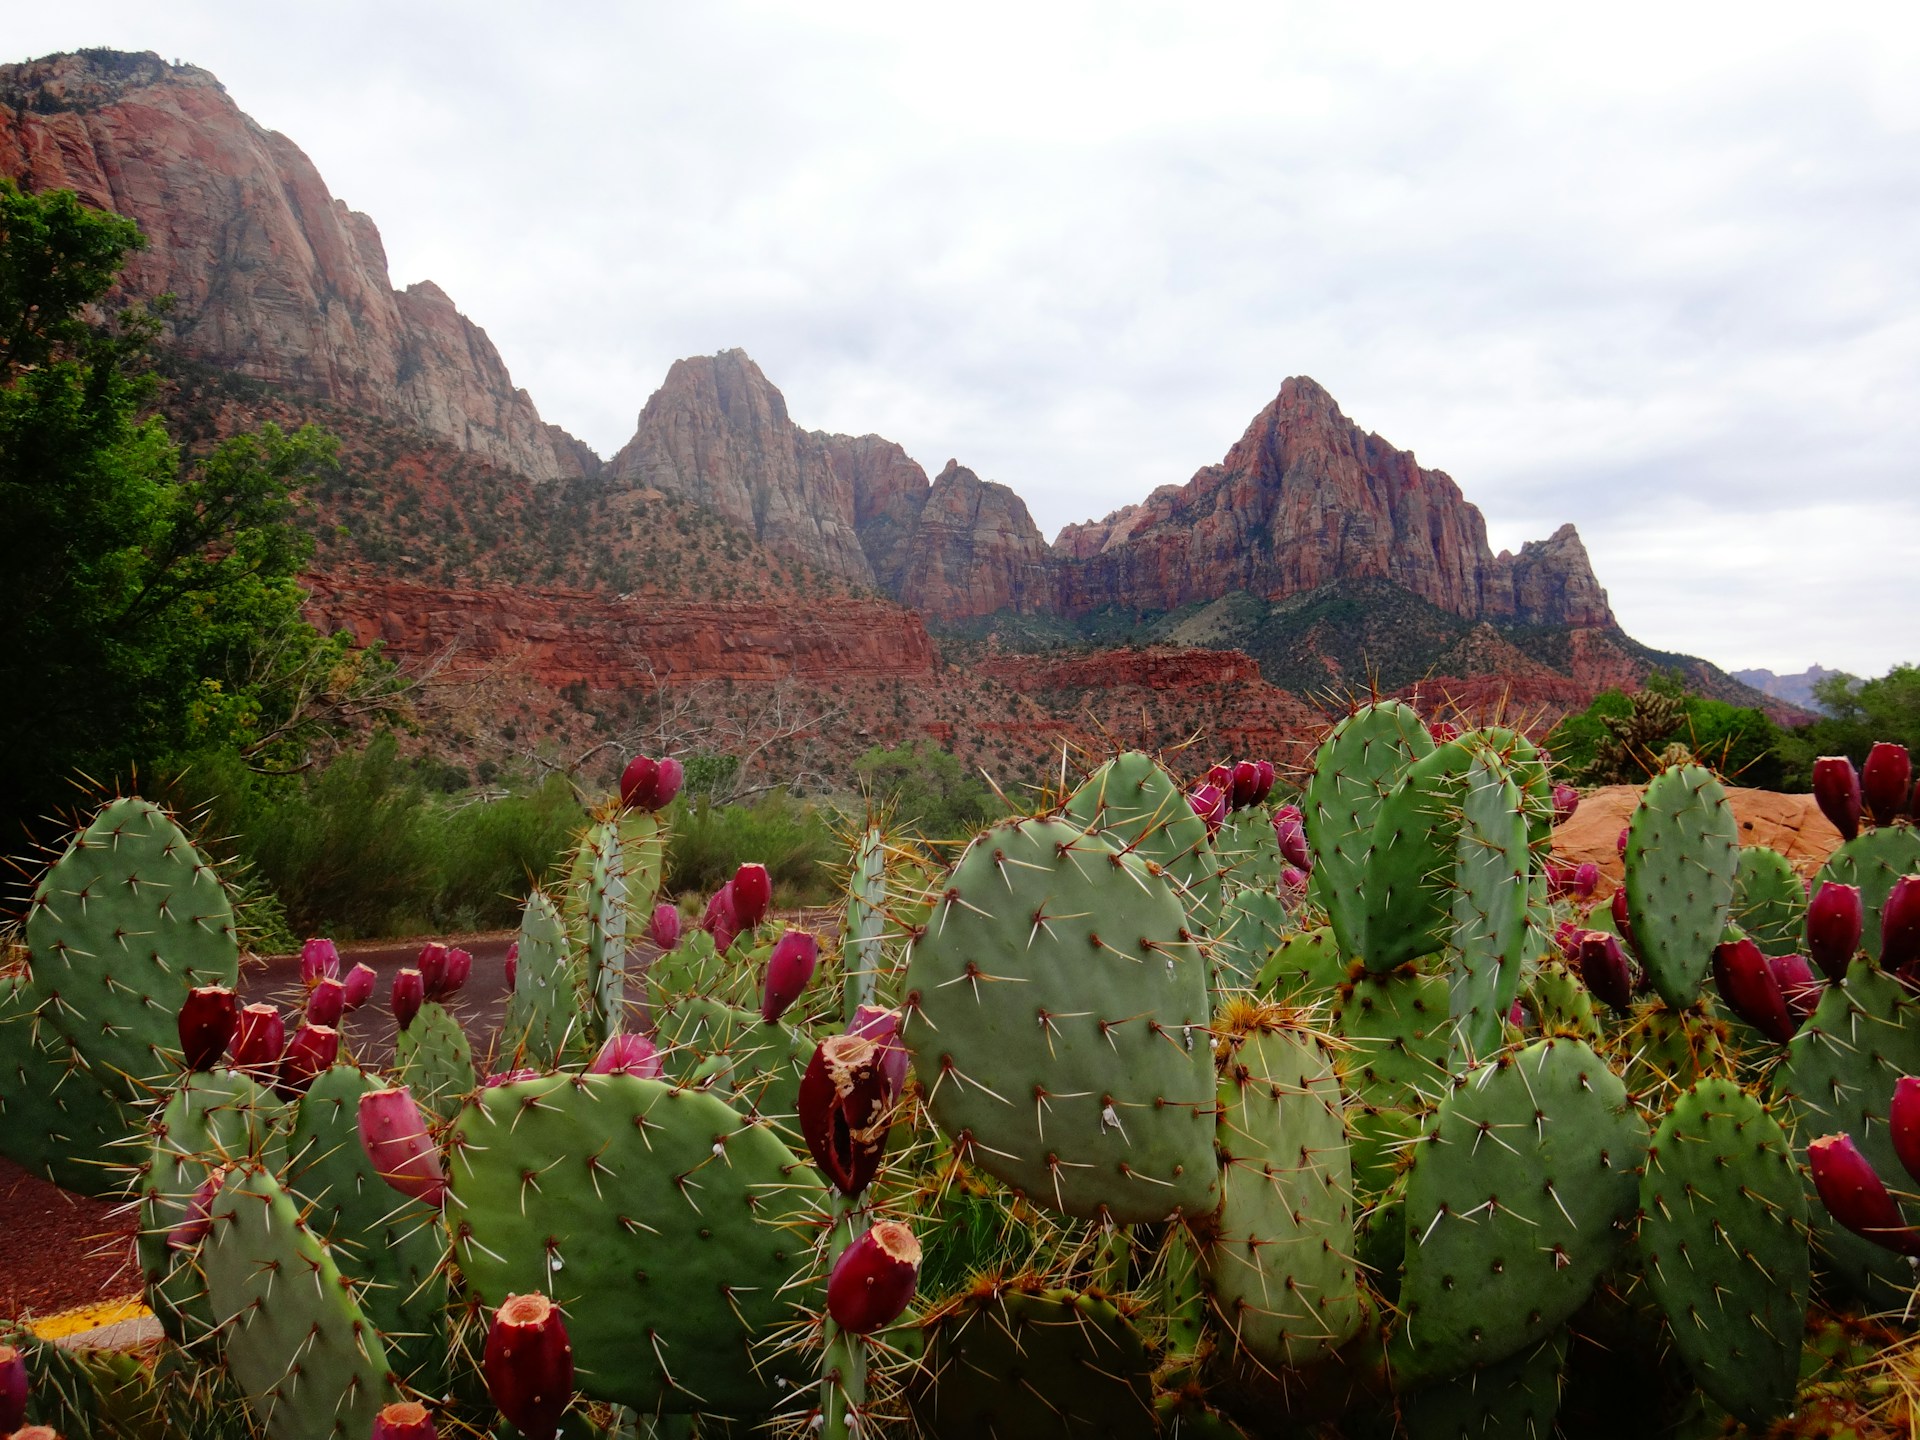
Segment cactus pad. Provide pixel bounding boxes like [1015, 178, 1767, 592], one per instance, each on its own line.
[1731, 846, 1806, 958]
[502, 889, 581, 1069]
[393, 1000, 475, 1125]
[1624, 765, 1740, 1008]
[1402, 1329, 1567, 1440]
[1816, 826, 1920, 961]
[1065, 750, 1221, 929]
[1445, 750, 1531, 1060]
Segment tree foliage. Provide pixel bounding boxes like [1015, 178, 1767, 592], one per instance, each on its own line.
[1549, 672, 1788, 788]
[1776, 664, 1920, 788]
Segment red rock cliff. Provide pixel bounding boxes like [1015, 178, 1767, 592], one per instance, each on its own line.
[0, 50, 593, 481]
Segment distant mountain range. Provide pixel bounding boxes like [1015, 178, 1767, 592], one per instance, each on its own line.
[1731, 666, 1843, 714]
[0, 48, 1805, 788]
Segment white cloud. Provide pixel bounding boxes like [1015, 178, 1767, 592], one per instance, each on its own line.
[13, 0, 1920, 673]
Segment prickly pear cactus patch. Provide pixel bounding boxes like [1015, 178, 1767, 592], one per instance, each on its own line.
[902, 816, 1219, 1222]
[393, 1000, 474, 1124]
[501, 889, 580, 1068]
[1816, 826, 1920, 961]
[1066, 751, 1221, 929]
[1624, 764, 1740, 1008]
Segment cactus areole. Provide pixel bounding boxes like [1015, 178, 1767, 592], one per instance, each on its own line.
[485, 1292, 574, 1440]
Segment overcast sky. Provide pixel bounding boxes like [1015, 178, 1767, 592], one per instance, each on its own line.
[17, 3, 1920, 676]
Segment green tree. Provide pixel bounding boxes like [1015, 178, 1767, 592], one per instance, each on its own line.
[0, 178, 392, 843]
[854, 741, 1000, 837]
[1778, 664, 1920, 787]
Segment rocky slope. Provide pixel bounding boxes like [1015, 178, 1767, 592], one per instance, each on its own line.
[0, 49, 592, 481]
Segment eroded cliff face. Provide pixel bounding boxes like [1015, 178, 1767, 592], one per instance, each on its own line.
[0, 50, 592, 481]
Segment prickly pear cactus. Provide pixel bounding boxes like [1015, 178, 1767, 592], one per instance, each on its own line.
[1816, 826, 1920, 961]
[501, 889, 580, 1068]
[1303, 701, 1434, 962]
[1361, 735, 1483, 972]
[1214, 807, 1281, 898]
[447, 1072, 820, 1418]
[1402, 1329, 1567, 1440]
[1731, 846, 1806, 958]
[1445, 750, 1531, 1061]
[24, 797, 239, 1100]
[201, 1163, 400, 1439]
[1065, 751, 1221, 929]
[1255, 925, 1346, 1005]
[653, 992, 811, 1123]
[1773, 960, 1920, 1307]
[844, 824, 889, 1012]
[393, 1000, 475, 1125]
[1392, 1038, 1648, 1385]
[582, 815, 627, 1043]
[1637, 1077, 1808, 1427]
[1205, 1003, 1364, 1368]
[0, 981, 126, 1195]
[1334, 967, 1452, 1199]
[1214, 887, 1291, 990]
[1624, 764, 1740, 1008]
[902, 815, 1220, 1222]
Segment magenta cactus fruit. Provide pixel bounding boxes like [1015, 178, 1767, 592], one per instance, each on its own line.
[1807, 882, 1864, 982]
[1252, 758, 1276, 803]
[1230, 760, 1261, 810]
[1884, 875, 1920, 976]
[1891, 1076, 1920, 1187]
[483, 1068, 542, 1089]
[1711, 937, 1797, 1043]
[417, 943, 450, 999]
[1813, 756, 1864, 841]
[1188, 783, 1226, 836]
[1769, 952, 1823, 1021]
[1553, 919, 1583, 963]
[731, 863, 773, 930]
[1272, 805, 1310, 870]
[650, 903, 681, 950]
[700, 882, 740, 953]
[392, 968, 426, 1031]
[849, 1004, 910, 1098]
[1577, 932, 1635, 1015]
[589, 1032, 663, 1080]
[1, 1343, 27, 1433]
[358, 1086, 447, 1206]
[299, 936, 340, 988]
[371, 1401, 439, 1440]
[1550, 783, 1579, 825]
[229, 1002, 285, 1073]
[1864, 743, 1913, 829]
[1571, 863, 1600, 901]
[1610, 887, 1637, 957]
[619, 754, 660, 811]
[760, 928, 818, 1023]
[1808, 1133, 1920, 1256]
[177, 985, 238, 1072]
[1204, 761, 1234, 791]
[277, 1023, 340, 1097]
[1616, 826, 1630, 857]
[440, 946, 472, 998]
[799, 1034, 893, 1197]
[652, 756, 685, 809]
[503, 942, 519, 992]
[1279, 866, 1309, 901]
[1428, 720, 1460, 742]
[827, 1220, 921, 1334]
[484, 1292, 574, 1440]
[342, 962, 376, 1011]
[169, 1166, 228, 1250]
[306, 976, 347, 1028]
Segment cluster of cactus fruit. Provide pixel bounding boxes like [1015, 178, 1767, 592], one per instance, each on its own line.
[6, 729, 1920, 1437]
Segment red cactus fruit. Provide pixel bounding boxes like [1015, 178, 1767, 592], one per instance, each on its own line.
[1711, 937, 1797, 1043]
[799, 1034, 893, 1197]
[417, 943, 450, 999]
[1610, 888, 1637, 958]
[300, 936, 340, 988]
[589, 1032, 663, 1080]
[1615, 826, 1629, 857]
[1, 1342, 28, 1432]
[1252, 759, 1276, 804]
[1578, 932, 1635, 1015]
[761, 929, 819, 1023]
[700, 882, 740, 953]
[503, 943, 519, 992]
[178, 985, 238, 1072]
[1884, 875, 1920, 976]
[277, 1023, 340, 1097]
[849, 1004, 910, 1099]
[371, 1401, 439, 1440]
[306, 976, 346, 1028]
[483, 1068, 542, 1089]
[1768, 953, 1823, 1022]
[1205, 761, 1234, 791]
[1807, 882, 1864, 982]
[619, 755, 659, 811]
[732, 863, 773, 930]
[440, 946, 472, 999]
[652, 757, 685, 809]
[1890, 1076, 1920, 1187]
[1808, 1133, 1920, 1255]
[342, 962, 376, 1011]
[1230, 760, 1261, 811]
[1864, 743, 1913, 829]
[1813, 756, 1863, 841]
[484, 1293, 574, 1440]
[1553, 920, 1582, 963]
[1188, 784, 1226, 836]
[827, 1221, 921, 1333]
[1272, 806, 1310, 870]
[392, 968, 425, 1031]
[1551, 784, 1579, 825]
[1279, 866, 1309, 901]
[359, 1087, 447, 1206]
[650, 904, 681, 950]
[169, 1166, 228, 1250]
[229, 1003, 284, 1074]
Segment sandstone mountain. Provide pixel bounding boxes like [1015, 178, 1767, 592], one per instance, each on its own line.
[0, 50, 593, 481]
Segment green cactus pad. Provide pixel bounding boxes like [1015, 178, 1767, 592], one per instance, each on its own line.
[844, 825, 890, 1013]
[1303, 701, 1434, 962]
[1773, 961, 1920, 1308]
[1637, 1078, 1807, 1426]
[1255, 925, 1346, 1005]
[0, 978, 127, 1195]
[1731, 846, 1806, 957]
[647, 927, 731, 1008]
[1816, 826, 1920, 961]
[1214, 887, 1292, 991]
[1402, 1329, 1567, 1440]
[906, 1283, 1159, 1439]
[1214, 806, 1282, 899]
[25, 797, 239, 1103]
[1392, 1038, 1648, 1384]
[1446, 750, 1531, 1061]
[1610, 1002, 1732, 1106]
[285, 1064, 448, 1390]
[1623, 765, 1740, 1009]
[902, 815, 1219, 1222]
[502, 889, 583, 1069]
[1521, 963, 1601, 1045]
[393, 1000, 475, 1124]
[583, 816, 628, 1043]
[202, 1163, 399, 1439]
[1065, 750, 1222, 929]
[1358, 736, 1482, 972]
[447, 1072, 820, 1418]
[654, 993, 810, 1126]
[1334, 967, 1453, 1200]
[1206, 1007, 1364, 1368]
